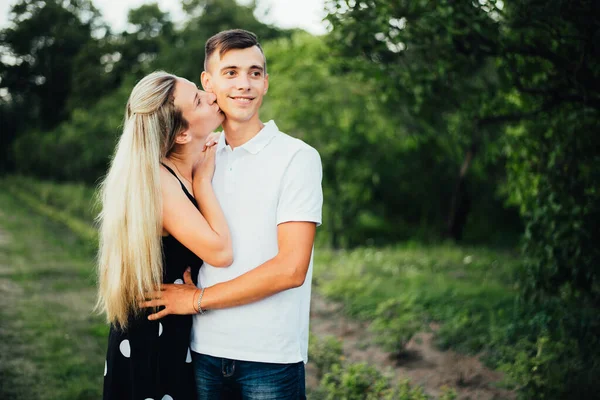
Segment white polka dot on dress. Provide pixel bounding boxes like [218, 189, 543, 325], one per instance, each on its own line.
[119, 339, 131, 358]
[174, 279, 184, 284]
[186, 348, 192, 363]
[159, 322, 163, 336]
[161, 395, 173, 400]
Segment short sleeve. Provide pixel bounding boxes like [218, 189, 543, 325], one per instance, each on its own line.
[276, 147, 323, 226]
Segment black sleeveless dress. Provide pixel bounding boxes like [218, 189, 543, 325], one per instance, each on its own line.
[103, 164, 202, 400]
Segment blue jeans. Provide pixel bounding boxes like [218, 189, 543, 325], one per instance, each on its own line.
[192, 352, 306, 400]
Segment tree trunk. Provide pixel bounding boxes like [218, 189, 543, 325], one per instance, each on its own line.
[446, 143, 477, 240]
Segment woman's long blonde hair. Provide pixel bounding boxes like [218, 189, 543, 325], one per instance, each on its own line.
[96, 71, 188, 328]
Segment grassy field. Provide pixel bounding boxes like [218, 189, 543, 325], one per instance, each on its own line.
[0, 177, 524, 399]
[313, 244, 521, 364]
[0, 187, 107, 399]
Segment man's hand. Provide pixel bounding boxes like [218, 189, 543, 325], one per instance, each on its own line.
[140, 267, 199, 320]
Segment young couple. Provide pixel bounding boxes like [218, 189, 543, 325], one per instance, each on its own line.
[97, 29, 323, 400]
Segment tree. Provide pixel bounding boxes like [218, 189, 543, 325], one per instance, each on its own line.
[0, 0, 104, 172]
[325, 0, 600, 241]
[326, 1, 600, 395]
[153, 0, 293, 81]
[0, 0, 102, 130]
[262, 33, 406, 247]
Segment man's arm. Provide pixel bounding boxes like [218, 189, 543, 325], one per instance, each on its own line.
[141, 221, 316, 320]
[140, 146, 323, 319]
[201, 220, 315, 309]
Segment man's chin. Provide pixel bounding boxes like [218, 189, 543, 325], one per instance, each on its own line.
[222, 112, 256, 124]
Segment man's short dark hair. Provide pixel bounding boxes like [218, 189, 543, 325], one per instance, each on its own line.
[204, 29, 266, 71]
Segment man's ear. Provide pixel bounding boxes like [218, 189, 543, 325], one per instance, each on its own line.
[201, 71, 212, 92]
[174, 128, 192, 145]
[263, 73, 269, 95]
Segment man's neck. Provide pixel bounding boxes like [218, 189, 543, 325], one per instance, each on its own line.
[222, 117, 265, 149]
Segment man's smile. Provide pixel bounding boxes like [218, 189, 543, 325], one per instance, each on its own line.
[229, 95, 255, 105]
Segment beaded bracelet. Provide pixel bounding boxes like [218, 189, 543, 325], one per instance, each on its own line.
[196, 287, 206, 315]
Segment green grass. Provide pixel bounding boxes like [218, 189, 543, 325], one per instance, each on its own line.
[1, 176, 524, 398]
[4, 175, 100, 223]
[313, 244, 523, 360]
[0, 185, 106, 400]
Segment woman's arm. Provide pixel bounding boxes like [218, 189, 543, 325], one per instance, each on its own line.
[161, 147, 232, 267]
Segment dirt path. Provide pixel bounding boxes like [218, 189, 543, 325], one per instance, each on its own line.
[308, 294, 514, 400]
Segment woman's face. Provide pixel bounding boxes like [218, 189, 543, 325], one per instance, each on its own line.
[173, 78, 224, 139]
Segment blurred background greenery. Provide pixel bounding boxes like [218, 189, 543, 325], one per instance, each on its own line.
[0, 0, 599, 399]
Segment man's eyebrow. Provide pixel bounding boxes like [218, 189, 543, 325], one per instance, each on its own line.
[219, 65, 264, 72]
[220, 65, 238, 72]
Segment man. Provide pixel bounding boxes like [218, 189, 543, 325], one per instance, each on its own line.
[143, 29, 323, 399]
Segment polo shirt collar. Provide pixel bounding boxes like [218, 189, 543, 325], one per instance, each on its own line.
[216, 120, 279, 154]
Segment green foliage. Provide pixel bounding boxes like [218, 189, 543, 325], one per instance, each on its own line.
[0, 189, 106, 400]
[503, 108, 600, 398]
[153, 0, 292, 79]
[326, 1, 600, 396]
[314, 363, 433, 400]
[438, 386, 457, 400]
[3, 177, 98, 252]
[385, 381, 429, 400]
[314, 244, 524, 372]
[313, 240, 600, 399]
[501, 334, 582, 399]
[262, 33, 511, 246]
[12, 79, 130, 182]
[369, 299, 423, 357]
[262, 33, 389, 247]
[506, 110, 600, 306]
[315, 363, 391, 400]
[0, 0, 104, 129]
[308, 334, 344, 379]
[4, 175, 99, 222]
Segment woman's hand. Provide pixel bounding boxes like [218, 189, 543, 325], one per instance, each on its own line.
[140, 267, 199, 320]
[203, 131, 221, 152]
[193, 144, 217, 181]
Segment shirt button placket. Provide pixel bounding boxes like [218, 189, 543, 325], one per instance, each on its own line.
[225, 153, 235, 194]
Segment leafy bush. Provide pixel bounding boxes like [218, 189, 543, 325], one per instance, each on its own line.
[369, 298, 424, 358]
[314, 362, 437, 400]
[314, 363, 391, 400]
[12, 82, 130, 184]
[309, 334, 344, 379]
[504, 107, 600, 398]
[385, 380, 429, 400]
[437, 386, 457, 400]
[501, 335, 581, 399]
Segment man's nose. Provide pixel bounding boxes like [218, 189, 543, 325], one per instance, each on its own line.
[236, 74, 251, 91]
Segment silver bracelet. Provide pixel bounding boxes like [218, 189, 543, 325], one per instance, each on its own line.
[196, 287, 206, 315]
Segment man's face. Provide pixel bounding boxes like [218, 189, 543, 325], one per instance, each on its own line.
[202, 46, 269, 124]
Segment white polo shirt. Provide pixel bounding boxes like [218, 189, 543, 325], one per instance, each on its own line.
[190, 120, 323, 364]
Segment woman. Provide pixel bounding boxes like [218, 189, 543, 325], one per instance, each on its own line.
[96, 71, 231, 400]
